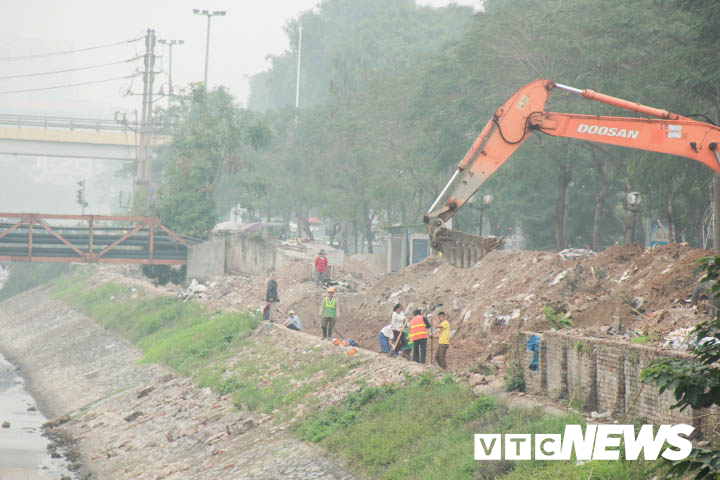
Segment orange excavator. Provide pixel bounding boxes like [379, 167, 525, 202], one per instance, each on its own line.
[424, 78, 720, 267]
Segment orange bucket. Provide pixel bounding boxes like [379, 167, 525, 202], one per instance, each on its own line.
[347, 347, 358, 356]
[333, 338, 341, 346]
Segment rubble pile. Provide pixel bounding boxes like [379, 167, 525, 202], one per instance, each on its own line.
[97, 241, 714, 373]
[342, 243, 713, 368]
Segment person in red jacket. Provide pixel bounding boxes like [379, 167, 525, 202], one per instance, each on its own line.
[315, 250, 329, 287]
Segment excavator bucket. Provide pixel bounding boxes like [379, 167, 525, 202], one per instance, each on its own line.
[432, 226, 505, 268]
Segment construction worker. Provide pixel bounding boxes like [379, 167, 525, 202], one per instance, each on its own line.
[400, 326, 413, 360]
[434, 311, 450, 369]
[390, 303, 406, 356]
[315, 250, 329, 287]
[319, 286, 338, 340]
[283, 310, 301, 331]
[379, 324, 393, 353]
[264, 273, 279, 322]
[409, 309, 430, 364]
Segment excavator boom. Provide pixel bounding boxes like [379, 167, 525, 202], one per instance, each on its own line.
[426, 79, 720, 267]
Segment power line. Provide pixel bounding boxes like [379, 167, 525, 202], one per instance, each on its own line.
[0, 57, 140, 80]
[0, 37, 142, 62]
[0, 74, 139, 95]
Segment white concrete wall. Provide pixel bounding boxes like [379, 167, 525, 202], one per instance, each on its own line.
[224, 233, 277, 276]
[187, 236, 225, 281]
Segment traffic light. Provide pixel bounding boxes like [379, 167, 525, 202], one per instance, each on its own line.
[76, 180, 85, 206]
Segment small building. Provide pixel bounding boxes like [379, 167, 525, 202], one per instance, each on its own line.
[384, 224, 431, 273]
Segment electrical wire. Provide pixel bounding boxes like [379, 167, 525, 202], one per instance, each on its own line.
[0, 37, 142, 62]
[0, 57, 140, 80]
[0, 74, 140, 95]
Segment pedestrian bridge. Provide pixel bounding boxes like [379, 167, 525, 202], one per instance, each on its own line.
[0, 213, 196, 265]
[0, 114, 170, 161]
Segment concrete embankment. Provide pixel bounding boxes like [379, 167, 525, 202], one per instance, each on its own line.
[0, 353, 75, 479]
[0, 285, 366, 479]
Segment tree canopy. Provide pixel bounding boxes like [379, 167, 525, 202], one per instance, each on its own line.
[226, 0, 720, 253]
[154, 0, 720, 254]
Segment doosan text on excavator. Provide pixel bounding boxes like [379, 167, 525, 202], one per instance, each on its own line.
[425, 79, 720, 267]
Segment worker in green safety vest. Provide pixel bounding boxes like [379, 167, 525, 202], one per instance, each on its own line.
[319, 286, 338, 340]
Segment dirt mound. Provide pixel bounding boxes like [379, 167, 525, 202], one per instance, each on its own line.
[95, 242, 713, 374]
[341, 244, 713, 369]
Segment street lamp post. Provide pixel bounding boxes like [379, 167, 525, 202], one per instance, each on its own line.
[478, 194, 494, 236]
[193, 9, 226, 87]
[158, 39, 184, 108]
[626, 192, 643, 244]
[295, 25, 303, 108]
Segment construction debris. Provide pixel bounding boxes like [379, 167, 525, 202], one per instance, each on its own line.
[558, 248, 596, 260]
[179, 278, 209, 301]
[96, 241, 715, 374]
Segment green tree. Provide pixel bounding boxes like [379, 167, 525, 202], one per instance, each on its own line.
[156, 86, 266, 239]
[243, 0, 720, 252]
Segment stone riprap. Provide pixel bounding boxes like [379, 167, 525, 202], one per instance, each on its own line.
[0, 286, 362, 479]
[0, 285, 428, 479]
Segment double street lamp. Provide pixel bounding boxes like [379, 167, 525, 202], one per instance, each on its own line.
[478, 194, 494, 236]
[626, 192, 643, 243]
[193, 9, 226, 87]
[158, 39, 184, 107]
[469, 193, 494, 236]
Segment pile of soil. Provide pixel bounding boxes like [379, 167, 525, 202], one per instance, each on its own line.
[341, 244, 712, 370]
[96, 242, 713, 374]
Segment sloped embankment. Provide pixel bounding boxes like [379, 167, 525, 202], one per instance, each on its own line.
[0, 278, 423, 479]
[0, 275, 665, 480]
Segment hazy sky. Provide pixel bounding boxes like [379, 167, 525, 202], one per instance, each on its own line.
[1, 0, 481, 118]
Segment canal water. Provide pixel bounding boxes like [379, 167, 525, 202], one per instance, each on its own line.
[0, 354, 75, 479]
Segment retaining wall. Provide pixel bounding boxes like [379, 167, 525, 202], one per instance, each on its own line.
[224, 232, 276, 276]
[187, 236, 225, 280]
[187, 233, 277, 280]
[517, 331, 719, 437]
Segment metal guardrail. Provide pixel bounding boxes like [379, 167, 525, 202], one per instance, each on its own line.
[0, 114, 135, 132]
[0, 114, 175, 133]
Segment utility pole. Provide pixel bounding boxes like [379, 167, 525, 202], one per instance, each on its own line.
[144, 29, 156, 187]
[158, 39, 184, 109]
[137, 29, 157, 188]
[193, 9, 226, 87]
[133, 28, 158, 214]
[137, 29, 150, 184]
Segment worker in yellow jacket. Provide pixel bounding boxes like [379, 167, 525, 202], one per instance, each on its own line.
[319, 286, 338, 340]
[434, 311, 451, 369]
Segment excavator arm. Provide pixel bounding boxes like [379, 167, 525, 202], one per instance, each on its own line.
[425, 79, 720, 267]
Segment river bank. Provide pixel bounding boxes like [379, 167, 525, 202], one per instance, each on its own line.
[0, 284, 367, 479]
[0, 353, 75, 480]
[0, 276, 667, 480]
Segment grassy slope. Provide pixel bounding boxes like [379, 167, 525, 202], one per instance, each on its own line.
[53, 273, 661, 480]
[296, 377, 658, 480]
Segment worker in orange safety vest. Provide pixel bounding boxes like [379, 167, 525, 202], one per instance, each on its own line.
[409, 309, 430, 364]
